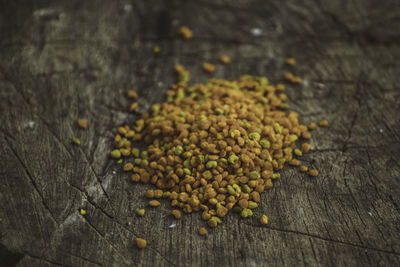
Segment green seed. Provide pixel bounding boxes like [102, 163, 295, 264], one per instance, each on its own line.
[116, 159, 123, 164]
[178, 111, 186, 117]
[227, 185, 236, 195]
[206, 161, 217, 169]
[215, 108, 224, 115]
[183, 168, 191, 175]
[162, 191, 171, 198]
[212, 216, 222, 224]
[249, 132, 260, 142]
[141, 159, 149, 168]
[243, 184, 252, 193]
[230, 129, 241, 138]
[289, 135, 298, 142]
[249, 171, 260, 180]
[272, 173, 280, 179]
[183, 159, 191, 168]
[274, 123, 282, 134]
[152, 129, 161, 136]
[141, 151, 148, 158]
[134, 158, 142, 165]
[73, 137, 81, 145]
[136, 209, 145, 216]
[174, 145, 184, 155]
[166, 165, 173, 173]
[294, 148, 303, 156]
[110, 149, 121, 159]
[198, 155, 205, 164]
[220, 158, 228, 164]
[248, 201, 258, 209]
[228, 154, 239, 164]
[260, 139, 270, 149]
[183, 138, 189, 145]
[241, 208, 253, 218]
[132, 148, 140, 158]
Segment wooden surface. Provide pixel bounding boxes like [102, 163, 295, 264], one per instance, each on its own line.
[1, 0, 400, 266]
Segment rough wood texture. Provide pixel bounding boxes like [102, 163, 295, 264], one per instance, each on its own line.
[1, 0, 399, 266]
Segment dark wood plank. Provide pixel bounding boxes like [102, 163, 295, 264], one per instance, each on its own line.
[0, 0, 399, 266]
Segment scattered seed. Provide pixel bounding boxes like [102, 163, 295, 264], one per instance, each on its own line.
[285, 58, 296, 66]
[172, 209, 182, 219]
[179, 26, 193, 40]
[203, 63, 216, 73]
[136, 209, 145, 216]
[72, 137, 81, 146]
[300, 165, 308, 172]
[199, 227, 208, 235]
[309, 169, 319, 177]
[220, 55, 231, 64]
[136, 238, 147, 249]
[80, 208, 86, 215]
[260, 214, 268, 225]
[78, 119, 87, 129]
[319, 119, 328, 127]
[149, 200, 160, 207]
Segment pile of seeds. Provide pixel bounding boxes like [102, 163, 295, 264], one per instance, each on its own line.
[111, 64, 326, 230]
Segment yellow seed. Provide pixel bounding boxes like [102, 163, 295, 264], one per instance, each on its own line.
[309, 169, 319, 177]
[153, 46, 160, 54]
[285, 58, 296, 66]
[136, 238, 147, 249]
[203, 63, 216, 73]
[123, 163, 134, 171]
[78, 119, 87, 129]
[127, 90, 138, 99]
[301, 143, 310, 153]
[149, 200, 161, 207]
[80, 208, 86, 215]
[300, 165, 308, 172]
[260, 214, 268, 225]
[308, 122, 316, 130]
[129, 102, 138, 112]
[319, 119, 328, 127]
[179, 26, 193, 40]
[199, 227, 208, 235]
[220, 55, 231, 64]
[172, 209, 182, 219]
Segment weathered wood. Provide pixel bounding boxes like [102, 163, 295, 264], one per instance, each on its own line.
[0, 0, 399, 266]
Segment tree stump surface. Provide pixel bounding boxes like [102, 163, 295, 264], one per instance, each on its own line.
[0, 0, 399, 266]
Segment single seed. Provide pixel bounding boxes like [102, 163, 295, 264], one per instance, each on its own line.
[319, 119, 328, 127]
[203, 63, 216, 73]
[153, 46, 160, 54]
[136, 209, 145, 216]
[149, 200, 161, 207]
[294, 148, 303, 156]
[73, 137, 81, 146]
[80, 208, 86, 215]
[123, 163, 134, 171]
[136, 238, 147, 249]
[127, 90, 138, 99]
[220, 55, 231, 64]
[260, 214, 268, 225]
[199, 227, 208, 235]
[300, 165, 308, 172]
[172, 209, 182, 219]
[110, 149, 121, 158]
[309, 169, 319, 177]
[78, 119, 87, 129]
[285, 58, 296, 66]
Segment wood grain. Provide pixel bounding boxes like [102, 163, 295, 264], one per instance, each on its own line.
[0, 0, 399, 266]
